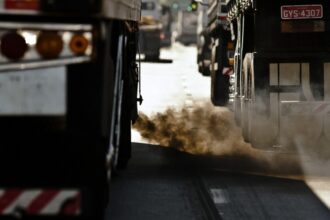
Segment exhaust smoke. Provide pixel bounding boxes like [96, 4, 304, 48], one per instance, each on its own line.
[134, 101, 251, 156]
[134, 101, 330, 176]
[133, 101, 330, 177]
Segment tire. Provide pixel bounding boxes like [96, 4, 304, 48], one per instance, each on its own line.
[241, 53, 253, 142]
[201, 59, 211, 76]
[197, 50, 203, 73]
[116, 81, 132, 170]
[241, 53, 278, 149]
[201, 34, 211, 76]
[210, 38, 229, 106]
[199, 51, 211, 76]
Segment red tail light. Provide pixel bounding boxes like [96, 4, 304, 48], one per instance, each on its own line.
[0, 22, 94, 70]
[160, 32, 165, 40]
[1, 32, 28, 60]
[218, 16, 227, 21]
[5, 0, 39, 10]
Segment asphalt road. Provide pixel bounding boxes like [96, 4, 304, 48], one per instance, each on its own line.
[106, 43, 330, 219]
[106, 143, 330, 220]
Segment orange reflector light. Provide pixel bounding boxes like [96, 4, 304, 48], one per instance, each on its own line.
[229, 58, 234, 66]
[69, 34, 89, 55]
[1, 32, 28, 60]
[227, 42, 234, 50]
[5, 0, 39, 10]
[36, 32, 63, 59]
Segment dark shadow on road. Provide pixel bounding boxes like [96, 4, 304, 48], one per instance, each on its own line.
[106, 142, 330, 220]
[138, 59, 173, 63]
[129, 142, 304, 177]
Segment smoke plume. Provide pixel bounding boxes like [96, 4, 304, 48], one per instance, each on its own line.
[133, 101, 312, 175]
[134, 101, 251, 155]
[133, 100, 330, 178]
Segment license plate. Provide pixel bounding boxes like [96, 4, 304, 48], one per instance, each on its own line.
[281, 5, 323, 20]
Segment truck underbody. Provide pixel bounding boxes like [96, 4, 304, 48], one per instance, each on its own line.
[0, 0, 140, 219]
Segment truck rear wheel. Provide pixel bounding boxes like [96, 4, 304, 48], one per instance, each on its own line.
[240, 53, 278, 149]
[241, 53, 254, 142]
[198, 35, 211, 76]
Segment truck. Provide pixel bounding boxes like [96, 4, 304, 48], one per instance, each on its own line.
[175, 10, 198, 45]
[200, 0, 234, 105]
[139, 0, 162, 60]
[160, 5, 173, 48]
[213, 0, 330, 151]
[196, 0, 212, 76]
[0, 0, 141, 219]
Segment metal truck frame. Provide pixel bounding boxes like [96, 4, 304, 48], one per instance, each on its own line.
[0, 0, 141, 219]
[218, 0, 330, 151]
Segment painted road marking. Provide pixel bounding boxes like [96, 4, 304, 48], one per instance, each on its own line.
[210, 188, 228, 204]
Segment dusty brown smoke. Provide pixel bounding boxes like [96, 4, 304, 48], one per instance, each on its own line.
[133, 101, 310, 175]
[134, 101, 253, 156]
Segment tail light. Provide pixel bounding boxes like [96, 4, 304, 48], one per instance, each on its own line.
[227, 42, 235, 66]
[36, 31, 63, 59]
[0, 22, 93, 71]
[160, 32, 165, 40]
[218, 16, 227, 21]
[228, 57, 235, 66]
[0, 32, 28, 60]
[69, 34, 89, 55]
[4, 0, 39, 11]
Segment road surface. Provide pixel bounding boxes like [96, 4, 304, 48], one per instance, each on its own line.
[107, 43, 330, 219]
